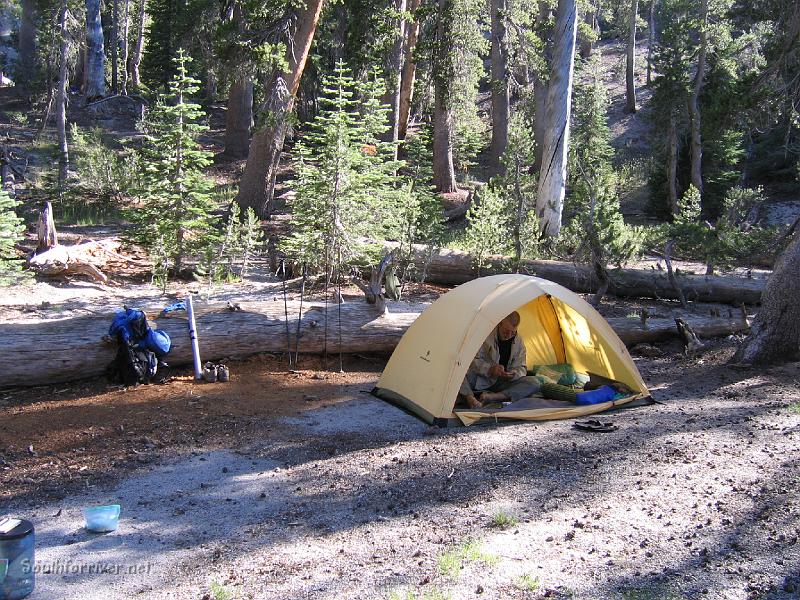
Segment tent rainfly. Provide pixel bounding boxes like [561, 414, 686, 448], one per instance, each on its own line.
[372, 274, 651, 426]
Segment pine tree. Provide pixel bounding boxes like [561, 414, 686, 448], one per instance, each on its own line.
[490, 112, 541, 266]
[565, 57, 642, 300]
[130, 49, 216, 282]
[0, 190, 26, 285]
[280, 61, 403, 275]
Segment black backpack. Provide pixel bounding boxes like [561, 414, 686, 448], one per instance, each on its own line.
[107, 344, 158, 386]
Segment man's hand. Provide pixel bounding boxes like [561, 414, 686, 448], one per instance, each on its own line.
[489, 364, 514, 379]
[488, 364, 505, 378]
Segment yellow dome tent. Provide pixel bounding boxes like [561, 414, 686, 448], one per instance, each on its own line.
[372, 274, 651, 426]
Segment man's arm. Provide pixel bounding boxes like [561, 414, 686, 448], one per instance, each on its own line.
[506, 338, 528, 379]
[470, 340, 495, 377]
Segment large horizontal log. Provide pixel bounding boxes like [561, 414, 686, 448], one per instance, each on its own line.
[399, 244, 765, 305]
[0, 298, 748, 388]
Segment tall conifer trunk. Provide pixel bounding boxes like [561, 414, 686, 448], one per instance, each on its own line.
[688, 0, 708, 196]
[579, 8, 595, 58]
[535, 0, 578, 237]
[112, 0, 119, 94]
[236, 0, 325, 219]
[625, 0, 638, 113]
[381, 0, 407, 151]
[121, 0, 130, 94]
[666, 110, 679, 214]
[223, 2, 253, 159]
[397, 0, 421, 140]
[431, 0, 457, 193]
[18, 0, 38, 97]
[533, 0, 552, 173]
[56, 0, 69, 186]
[84, 0, 106, 100]
[224, 79, 253, 158]
[129, 0, 146, 89]
[490, 0, 510, 175]
[646, 0, 655, 85]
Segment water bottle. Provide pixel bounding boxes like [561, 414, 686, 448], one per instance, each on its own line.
[0, 518, 35, 600]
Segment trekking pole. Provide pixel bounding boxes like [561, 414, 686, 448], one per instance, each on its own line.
[294, 262, 307, 367]
[281, 260, 293, 369]
[186, 294, 203, 380]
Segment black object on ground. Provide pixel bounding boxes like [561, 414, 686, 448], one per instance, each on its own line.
[573, 419, 618, 433]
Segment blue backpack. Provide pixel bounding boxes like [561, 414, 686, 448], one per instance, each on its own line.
[106, 308, 171, 385]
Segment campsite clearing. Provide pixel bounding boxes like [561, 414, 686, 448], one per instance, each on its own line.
[1, 339, 799, 599]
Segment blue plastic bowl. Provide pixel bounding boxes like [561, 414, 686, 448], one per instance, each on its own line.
[83, 505, 121, 532]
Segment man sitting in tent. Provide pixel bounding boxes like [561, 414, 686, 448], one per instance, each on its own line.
[458, 311, 541, 409]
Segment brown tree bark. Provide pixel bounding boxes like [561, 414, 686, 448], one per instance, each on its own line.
[381, 0, 407, 151]
[431, 0, 457, 192]
[579, 7, 596, 58]
[236, 0, 325, 219]
[625, 0, 638, 113]
[397, 0, 422, 140]
[533, 0, 552, 173]
[432, 88, 457, 192]
[489, 0, 511, 175]
[224, 78, 254, 159]
[535, 0, 578, 237]
[18, 0, 38, 97]
[36, 202, 58, 254]
[56, 0, 69, 187]
[733, 231, 800, 364]
[646, 0, 655, 85]
[666, 110, 679, 214]
[489, 0, 510, 175]
[223, 2, 253, 159]
[111, 0, 119, 94]
[129, 0, 146, 90]
[688, 0, 707, 196]
[121, 0, 130, 94]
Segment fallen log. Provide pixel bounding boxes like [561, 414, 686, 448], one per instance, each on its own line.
[28, 236, 142, 283]
[0, 299, 749, 388]
[394, 244, 765, 305]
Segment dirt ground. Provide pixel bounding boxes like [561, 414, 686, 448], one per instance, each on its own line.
[2, 295, 800, 600]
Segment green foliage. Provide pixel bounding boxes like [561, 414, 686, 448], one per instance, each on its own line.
[387, 588, 452, 600]
[563, 57, 642, 266]
[0, 190, 26, 285]
[395, 127, 445, 282]
[437, 539, 498, 579]
[199, 202, 265, 286]
[489, 511, 518, 530]
[418, 0, 489, 178]
[209, 580, 234, 600]
[142, 0, 217, 90]
[515, 574, 541, 592]
[463, 187, 507, 273]
[669, 185, 778, 272]
[280, 61, 402, 274]
[128, 49, 217, 284]
[69, 124, 139, 203]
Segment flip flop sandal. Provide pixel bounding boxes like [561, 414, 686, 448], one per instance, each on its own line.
[573, 419, 618, 433]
